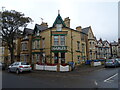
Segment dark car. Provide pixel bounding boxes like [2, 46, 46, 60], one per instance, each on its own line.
[104, 59, 119, 68]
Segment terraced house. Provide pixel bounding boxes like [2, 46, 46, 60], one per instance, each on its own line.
[110, 41, 119, 58]
[2, 12, 119, 67]
[13, 38, 20, 62]
[20, 28, 33, 63]
[96, 39, 111, 59]
[31, 14, 87, 65]
[32, 23, 48, 64]
[82, 26, 97, 60]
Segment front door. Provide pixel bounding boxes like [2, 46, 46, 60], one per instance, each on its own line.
[61, 53, 65, 64]
[54, 53, 59, 64]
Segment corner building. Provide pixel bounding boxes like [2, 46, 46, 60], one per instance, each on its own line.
[32, 14, 87, 65]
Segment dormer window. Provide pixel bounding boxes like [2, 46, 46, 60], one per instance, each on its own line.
[24, 36, 28, 39]
[56, 24, 62, 31]
[36, 31, 40, 36]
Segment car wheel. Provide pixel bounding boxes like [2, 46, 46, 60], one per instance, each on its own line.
[8, 68, 11, 73]
[16, 69, 19, 74]
[104, 66, 107, 68]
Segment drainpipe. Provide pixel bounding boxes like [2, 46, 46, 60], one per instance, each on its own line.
[50, 29, 52, 64]
[71, 30, 73, 62]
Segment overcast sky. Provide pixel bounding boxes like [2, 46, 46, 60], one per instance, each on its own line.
[0, 0, 119, 42]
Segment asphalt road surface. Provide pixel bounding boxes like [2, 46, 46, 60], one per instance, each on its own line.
[1, 66, 119, 89]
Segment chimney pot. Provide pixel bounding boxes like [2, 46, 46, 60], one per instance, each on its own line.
[76, 26, 82, 32]
[64, 17, 70, 28]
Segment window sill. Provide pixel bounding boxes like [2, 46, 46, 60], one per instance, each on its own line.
[76, 50, 81, 52]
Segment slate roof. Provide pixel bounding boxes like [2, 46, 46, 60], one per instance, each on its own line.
[82, 27, 90, 34]
[53, 14, 66, 27]
[110, 41, 118, 46]
[23, 28, 34, 35]
[34, 24, 48, 31]
[102, 41, 106, 45]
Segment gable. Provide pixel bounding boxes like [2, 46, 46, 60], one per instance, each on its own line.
[104, 41, 110, 47]
[53, 14, 66, 27]
[88, 27, 95, 39]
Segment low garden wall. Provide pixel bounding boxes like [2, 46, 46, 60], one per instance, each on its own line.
[35, 64, 70, 72]
[86, 59, 104, 66]
[93, 61, 101, 66]
[60, 65, 69, 71]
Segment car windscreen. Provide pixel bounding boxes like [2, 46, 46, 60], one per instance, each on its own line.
[106, 59, 114, 62]
[21, 62, 29, 65]
[116, 58, 120, 61]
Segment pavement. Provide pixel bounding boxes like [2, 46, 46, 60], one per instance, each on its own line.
[32, 65, 105, 77]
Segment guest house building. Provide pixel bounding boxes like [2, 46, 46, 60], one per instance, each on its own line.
[31, 14, 87, 65]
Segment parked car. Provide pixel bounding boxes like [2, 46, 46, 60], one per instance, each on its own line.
[115, 58, 120, 66]
[8, 62, 32, 74]
[0, 62, 6, 70]
[104, 59, 119, 68]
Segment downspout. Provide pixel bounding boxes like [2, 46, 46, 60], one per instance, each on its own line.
[71, 30, 73, 62]
[50, 29, 52, 64]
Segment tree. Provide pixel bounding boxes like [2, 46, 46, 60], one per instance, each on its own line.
[0, 9, 32, 63]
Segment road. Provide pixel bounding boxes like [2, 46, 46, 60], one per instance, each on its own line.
[1, 66, 119, 89]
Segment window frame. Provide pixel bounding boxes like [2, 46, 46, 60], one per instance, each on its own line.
[77, 41, 80, 50]
[60, 36, 65, 46]
[54, 36, 59, 46]
[56, 24, 62, 31]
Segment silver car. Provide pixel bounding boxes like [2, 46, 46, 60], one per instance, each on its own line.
[104, 59, 119, 68]
[8, 62, 32, 74]
[115, 58, 120, 66]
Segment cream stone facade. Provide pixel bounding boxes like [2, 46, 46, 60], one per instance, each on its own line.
[3, 13, 119, 66]
[20, 28, 33, 64]
[82, 26, 97, 60]
[0, 33, 4, 62]
[31, 14, 87, 65]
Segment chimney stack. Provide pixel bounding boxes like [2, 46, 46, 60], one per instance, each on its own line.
[64, 17, 70, 28]
[76, 26, 82, 32]
[40, 22, 48, 28]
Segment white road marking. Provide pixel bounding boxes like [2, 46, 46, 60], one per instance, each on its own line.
[104, 73, 118, 83]
[94, 80, 98, 86]
[104, 80, 114, 83]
